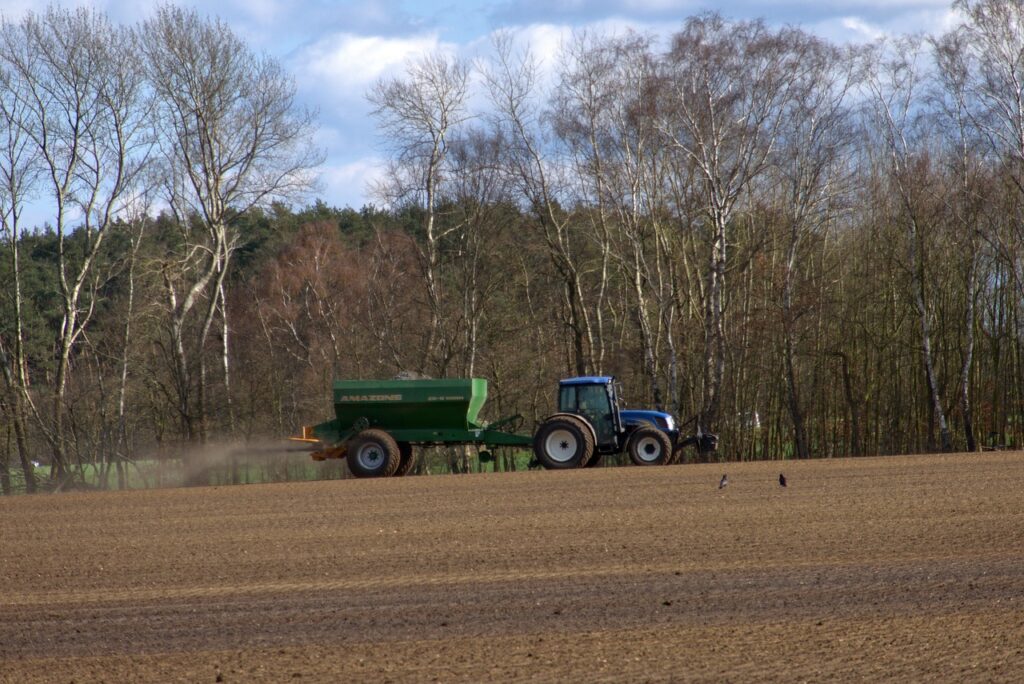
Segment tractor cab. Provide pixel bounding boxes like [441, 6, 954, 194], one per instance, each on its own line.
[558, 376, 622, 449]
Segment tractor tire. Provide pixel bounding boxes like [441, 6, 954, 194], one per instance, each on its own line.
[347, 429, 401, 478]
[626, 426, 672, 466]
[394, 442, 416, 477]
[533, 416, 594, 469]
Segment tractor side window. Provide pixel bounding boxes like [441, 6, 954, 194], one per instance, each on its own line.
[558, 385, 576, 412]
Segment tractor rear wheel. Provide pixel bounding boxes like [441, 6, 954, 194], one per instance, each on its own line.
[347, 429, 401, 478]
[533, 416, 594, 469]
[626, 426, 672, 466]
[394, 442, 416, 477]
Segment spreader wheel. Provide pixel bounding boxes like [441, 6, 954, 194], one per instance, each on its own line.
[533, 416, 594, 469]
[347, 429, 401, 478]
[626, 426, 672, 466]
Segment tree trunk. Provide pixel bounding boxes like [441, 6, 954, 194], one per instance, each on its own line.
[564, 273, 591, 376]
[784, 335, 810, 459]
[632, 248, 662, 409]
[191, 249, 231, 482]
[166, 294, 196, 442]
[0, 365, 35, 492]
[0, 224, 37, 493]
[115, 235, 142, 490]
[220, 282, 235, 436]
[419, 160, 442, 376]
[960, 251, 978, 452]
[51, 290, 77, 483]
[164, 228, 228, 446]
[1, 422, 11, 495]
[701, 215, 727, 439]
[908, 217, 952, 452]
[782, 225, 810, 459]
[833, 351, 863, 457]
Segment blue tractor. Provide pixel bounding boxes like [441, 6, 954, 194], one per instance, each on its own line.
[532, 376, 717, 469]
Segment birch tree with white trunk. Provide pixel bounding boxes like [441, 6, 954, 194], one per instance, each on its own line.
[142, 6, 321, 445]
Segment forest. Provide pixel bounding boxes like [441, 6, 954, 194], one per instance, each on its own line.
[3, 1, 1024, 493]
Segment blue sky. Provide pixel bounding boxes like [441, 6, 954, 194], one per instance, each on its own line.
[4, 0, 959, 215]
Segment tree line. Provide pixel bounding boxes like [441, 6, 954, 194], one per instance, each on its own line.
[3, 1, 1024, 492]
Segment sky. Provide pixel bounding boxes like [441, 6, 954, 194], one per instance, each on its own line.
[2, 0, 961, 216]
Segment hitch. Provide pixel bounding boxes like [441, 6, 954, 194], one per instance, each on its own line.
[288, 425, 320, 445]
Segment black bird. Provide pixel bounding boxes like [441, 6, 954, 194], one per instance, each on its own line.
[718, 474, 728, 489]
[779, 473, 787, 487]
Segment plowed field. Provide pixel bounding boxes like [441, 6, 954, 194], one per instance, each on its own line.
[3, 452, 1024, 682]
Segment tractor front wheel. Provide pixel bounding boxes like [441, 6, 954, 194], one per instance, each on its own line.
[533, 417, 594, 469]
[626, 426, 672, 466]
[347, 429, 401, 478]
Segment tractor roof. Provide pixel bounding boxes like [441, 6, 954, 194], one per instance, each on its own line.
[559, 376, 613, 386]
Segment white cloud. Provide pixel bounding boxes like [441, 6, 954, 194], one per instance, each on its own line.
[807, 8, 962, 44]
[291, 33, 456, 197]
[789, 0, 947, 8]
[880, 8, 963, 36]
[620, 0, 691, 10]
[467, 22, 577, 97]
[814, 16, 887, 44]
[472, 19, 674, 90]
[294, 32, 452, 94]
[318, 157, 387, 210]
[504, 23, 574, 71]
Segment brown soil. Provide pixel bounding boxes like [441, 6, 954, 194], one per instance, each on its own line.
[2, 452, 1024, 682]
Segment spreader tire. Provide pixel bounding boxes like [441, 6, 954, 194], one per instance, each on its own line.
[627, 426, 672, 466]
[347, 429, 401, 478]
[394, 441, 416, 477]
[533, 417, 594, 469]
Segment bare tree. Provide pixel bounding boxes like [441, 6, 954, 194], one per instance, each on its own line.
[484, 33, 601, 376]
[771, 36, 858, 458]
[443, 126, 517, 377]
[658, 14, 807, 440]
[369, 52, 471, 376]
[952, 1, 1024, 194]
[946, 0, 1024, 450]
[932, 28, 992, 452]
[141, 5, 321, 444]
[549, 32, 689, 411]
[548, 32, 625, 379]
[864, 37, 953, 452]
[0, 7, 152, 482]
[0, 31, 42, 492]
